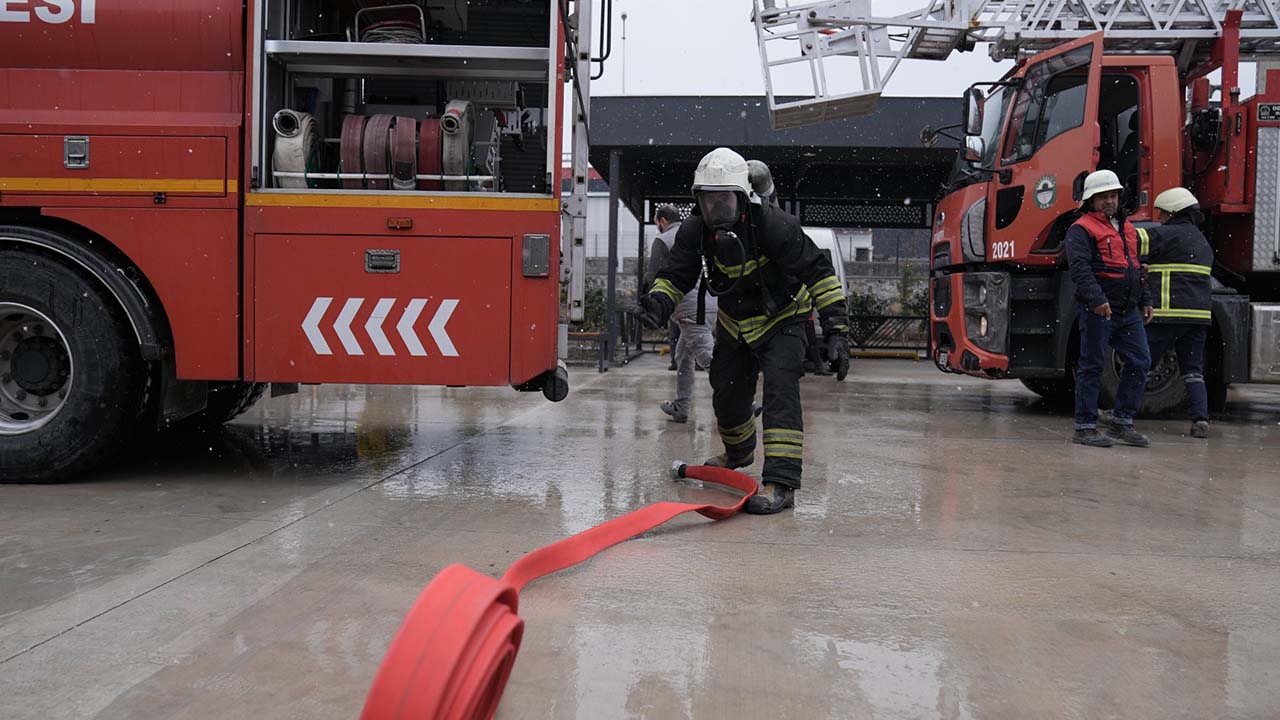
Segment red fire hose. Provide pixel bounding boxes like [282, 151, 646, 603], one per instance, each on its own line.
[360, 464, 758, 720]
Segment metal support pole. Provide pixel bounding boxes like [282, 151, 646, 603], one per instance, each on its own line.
[606, 149, 622, 367]
[636, 206, 647, 351]
[637, 206, 646, 289]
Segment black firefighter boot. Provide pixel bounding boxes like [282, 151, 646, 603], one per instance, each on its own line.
[704, 452, 754, 470]
[744, 481, 795, 515]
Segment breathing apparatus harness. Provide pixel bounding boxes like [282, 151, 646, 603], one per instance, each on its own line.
[694, 197, 781, 325]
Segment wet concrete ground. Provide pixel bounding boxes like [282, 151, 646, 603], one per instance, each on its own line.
[2, 358, 1279, 719]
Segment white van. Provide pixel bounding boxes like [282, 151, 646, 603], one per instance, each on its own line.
[802, 226, 847, 337]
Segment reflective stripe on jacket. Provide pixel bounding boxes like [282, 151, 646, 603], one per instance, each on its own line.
[650, 203, 847, 348]
[1138, 212, 1214, 325]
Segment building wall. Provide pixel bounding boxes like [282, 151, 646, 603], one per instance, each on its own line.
[583, 193, 644, 261]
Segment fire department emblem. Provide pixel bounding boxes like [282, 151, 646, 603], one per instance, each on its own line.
[1034, 175, 1057, 209]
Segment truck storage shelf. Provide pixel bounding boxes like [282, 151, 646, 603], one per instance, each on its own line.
[263, 40, 550, 80]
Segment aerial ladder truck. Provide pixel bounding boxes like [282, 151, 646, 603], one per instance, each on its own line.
[753, 0, 1280, 412]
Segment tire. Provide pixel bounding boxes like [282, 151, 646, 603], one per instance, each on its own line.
[0, 242, 146, 482]
[178, 382, 267, 428]
[1099, 345, 1185, 416]
[1019, 377, 1074, 405]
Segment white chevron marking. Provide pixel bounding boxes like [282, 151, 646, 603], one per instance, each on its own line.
[428, 299, 459, 357]
[335, 298, 364, 356]
[302, 297, 333, 355]
[397, 299, 428, 356]
[365, 298, 397, 356]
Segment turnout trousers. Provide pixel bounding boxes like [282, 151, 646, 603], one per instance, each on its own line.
[710, 320, 807, 489]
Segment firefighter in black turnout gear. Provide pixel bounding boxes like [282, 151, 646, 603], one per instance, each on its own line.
[1139, 187, 1215, 438]
[638, 148, 850, 515]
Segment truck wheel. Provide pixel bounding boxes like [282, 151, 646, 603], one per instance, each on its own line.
[1019, 378, 1074, 404]
[1099, 346, 1186, 416]
[0, 247, 146, 482]
[178, 382, 267, 429]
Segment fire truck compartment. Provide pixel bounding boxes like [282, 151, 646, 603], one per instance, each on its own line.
[253, 233, 512, 386]
[0, 134, 229, 198]
[252, 0, 556, 197]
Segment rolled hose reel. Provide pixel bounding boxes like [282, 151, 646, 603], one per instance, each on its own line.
[272, 110, 321, 189]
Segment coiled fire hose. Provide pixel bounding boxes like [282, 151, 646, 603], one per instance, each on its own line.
[341, 114, 419, 191]
[272, 110, 321, 189]
[341, 115, 369, 190]
[440, 100, 474, 191]
[359, 463, 758, 720]
[362, 114, 396, 190]
[389, 116, 419, 191]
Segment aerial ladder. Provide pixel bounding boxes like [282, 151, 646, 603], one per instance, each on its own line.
[753, 0, 1280, 129]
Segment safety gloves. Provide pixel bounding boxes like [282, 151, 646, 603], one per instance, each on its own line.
[825, 333, 850, 381]
[638, 293, 674, 330]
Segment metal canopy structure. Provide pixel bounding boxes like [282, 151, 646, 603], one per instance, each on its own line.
[585, 94, 960, 366]
[587, 94, 960, 229]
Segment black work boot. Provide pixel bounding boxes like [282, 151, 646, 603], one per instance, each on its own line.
[1190, 420, 1209, 439]
[1106, 423, 1151, 447]
[704, 452, 754, 470]
[744, 481, 795, 515]
[1072, 428, 1113, 447]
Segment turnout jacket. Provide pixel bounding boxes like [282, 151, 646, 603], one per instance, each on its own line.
[649, 201, 848, 347]
[1065, 210, 1151, 313]
[1137, 210, 1214, 325]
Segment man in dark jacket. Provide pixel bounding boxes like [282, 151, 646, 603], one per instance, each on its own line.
[638, 148, 850, 514]
[1139, 187, 1215, 438]
[1065, 169, 1154, 448]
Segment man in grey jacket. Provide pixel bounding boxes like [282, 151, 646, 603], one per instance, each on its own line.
[646, 206, 682, 369]
[645, 204, 717, 423]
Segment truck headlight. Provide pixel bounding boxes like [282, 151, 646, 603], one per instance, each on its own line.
[962, 198, 986, 262]
[962, 272, 1009, 354]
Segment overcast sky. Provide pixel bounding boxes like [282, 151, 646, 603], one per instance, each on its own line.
[573, 0, 1258, 98]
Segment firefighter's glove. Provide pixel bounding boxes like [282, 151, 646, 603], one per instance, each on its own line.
[825, 333, 850, 382]
[638, 293, 674, 330]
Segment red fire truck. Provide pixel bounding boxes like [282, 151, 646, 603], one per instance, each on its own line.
[0, 0, 594, 481]
[754, 1, 1280, 413]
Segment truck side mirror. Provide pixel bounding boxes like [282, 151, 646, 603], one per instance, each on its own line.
[963, 87, 985, 136]
[964, 136, 986, 163]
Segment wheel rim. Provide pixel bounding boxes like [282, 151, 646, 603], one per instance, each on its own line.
[0, 303, 74, 435]
[1144, 349, 1181, 394]
[1111, 348, 1179, 395]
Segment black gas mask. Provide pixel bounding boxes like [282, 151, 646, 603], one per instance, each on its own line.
[697, 190, 740, 231]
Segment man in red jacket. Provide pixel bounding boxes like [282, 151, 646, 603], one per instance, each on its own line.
[1064, 170, 1154, 448]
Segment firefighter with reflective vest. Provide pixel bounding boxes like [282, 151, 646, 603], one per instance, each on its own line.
[638, 148, 850, 515]
[1137, 187, 1215, 438]
[1065, 169, 1154, 448]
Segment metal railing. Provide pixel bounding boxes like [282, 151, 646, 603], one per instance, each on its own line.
[848, 315, 929, 353]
